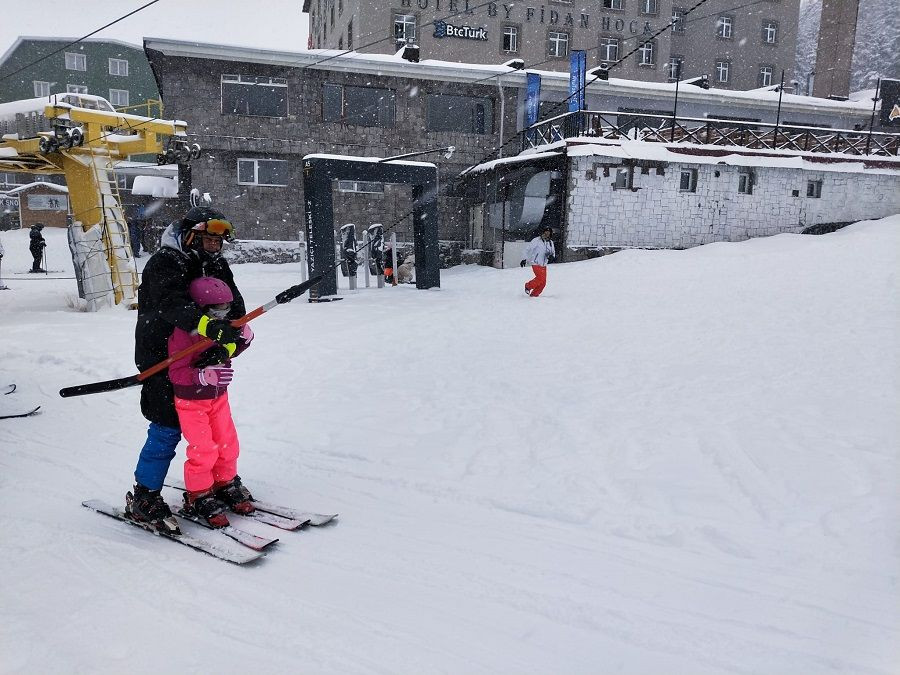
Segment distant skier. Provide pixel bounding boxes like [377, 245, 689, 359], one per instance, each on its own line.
[126, 207, 246, 533]
[28, 223, 46, 273]
[520, 225, 556, 297]
[168, 277, 255, 528]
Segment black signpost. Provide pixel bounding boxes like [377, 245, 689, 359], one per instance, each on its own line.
[302, 155, 440, 297]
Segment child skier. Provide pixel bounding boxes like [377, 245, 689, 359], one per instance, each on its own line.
[168, 276, 255, 528]
[520, 225, 556, 297]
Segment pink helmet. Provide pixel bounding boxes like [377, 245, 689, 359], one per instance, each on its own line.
[189, 277, 233, 307]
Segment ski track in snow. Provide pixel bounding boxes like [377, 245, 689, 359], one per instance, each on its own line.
[0, 219, 898, 673]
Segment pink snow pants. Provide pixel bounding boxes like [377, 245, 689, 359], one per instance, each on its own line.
[175, 393, 240, 493]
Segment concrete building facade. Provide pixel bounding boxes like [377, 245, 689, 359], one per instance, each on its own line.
[304, 0, 801, 91]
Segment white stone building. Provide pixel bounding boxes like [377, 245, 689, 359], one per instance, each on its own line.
[464, 138, 900, 264]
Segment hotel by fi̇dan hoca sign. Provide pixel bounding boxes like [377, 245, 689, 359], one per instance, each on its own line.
[406, 0, 661, 37]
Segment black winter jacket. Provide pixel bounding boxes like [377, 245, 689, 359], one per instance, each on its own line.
[134, 229, 245, 426]
[29, 228, 46, 252]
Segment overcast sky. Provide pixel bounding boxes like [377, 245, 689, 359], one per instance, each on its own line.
[1, 0, 310, 56]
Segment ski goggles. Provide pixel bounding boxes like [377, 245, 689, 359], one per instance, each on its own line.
[191, 218, 235, 240]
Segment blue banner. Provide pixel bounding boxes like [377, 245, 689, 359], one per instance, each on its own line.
[569, 50, 587, 113]
[525, 72, 541, 128]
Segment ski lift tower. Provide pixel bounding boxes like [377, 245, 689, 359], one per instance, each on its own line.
[0, 93, 199, 309]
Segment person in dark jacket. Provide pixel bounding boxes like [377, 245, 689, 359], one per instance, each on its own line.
[126, 207, 246, 533]
[29, 223, 46, 273]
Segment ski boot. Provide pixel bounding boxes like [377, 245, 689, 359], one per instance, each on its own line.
[125, 484, 180, 535]
[214, 475, 256, 515]
[182, 490, 230, 528]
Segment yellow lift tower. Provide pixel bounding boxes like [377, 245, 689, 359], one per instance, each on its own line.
[0, 93, 198, 309]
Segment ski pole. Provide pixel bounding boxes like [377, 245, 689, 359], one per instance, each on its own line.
[58, 274, 323, 398]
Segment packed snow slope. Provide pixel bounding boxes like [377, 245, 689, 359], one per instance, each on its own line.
[1, 218, 898, 674]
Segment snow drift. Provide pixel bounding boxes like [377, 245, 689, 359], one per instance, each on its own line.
[0, 216, 898, 673]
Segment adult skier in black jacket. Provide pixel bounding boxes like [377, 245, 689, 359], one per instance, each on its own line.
[127, 207, 247, 532]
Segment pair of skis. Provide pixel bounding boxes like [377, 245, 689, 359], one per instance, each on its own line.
[83, 491, 338, 564]
[0, 384, 41, 419]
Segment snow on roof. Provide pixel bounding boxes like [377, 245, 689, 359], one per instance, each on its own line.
[144, 38, 872, 116]
[460, 151, 562, 176]
[0, 36, 143, 68]
[464, 137, 900, 176]
[2, 181, 68, 195]
[563, 138, 900, 176]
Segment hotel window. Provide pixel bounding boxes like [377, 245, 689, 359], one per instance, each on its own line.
[638, 40, 655, 66]
[324, 83, 395, 127]
[806, 180, 822, 198]
[426, 93, 494, 134]
[738, 171, 753, 194]
[599, 37, 619, 63]
[672, 7, 686, 32]
[762, 20, 778, 44]
[716, 16, 734, 39]
[33, 81, 50, 97]
[679, 169, 697, 192]
[758, 66, 774, 87]
[65, 52, 86, 71]
[548, 31, 570, 58]
[222, 75, 288, 117]
[237, 158, 289, 187]
[108, 89, 129, 107]
[668, 56, 684, 81]
[394, 13, 416, 46]
[603, 0, 625, 9]
[502, 25, 519, 53]
[67, 84, 88, 94]
[641, 0, 658, 15]
[715, 60, 730, 83]
[109, 58, 129, 76]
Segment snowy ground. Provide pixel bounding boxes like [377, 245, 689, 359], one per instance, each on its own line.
[0, 219, 898, 674]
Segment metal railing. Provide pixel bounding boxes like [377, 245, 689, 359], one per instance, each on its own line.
[114, 98, 163, 119]
[521, 110, 900, 157]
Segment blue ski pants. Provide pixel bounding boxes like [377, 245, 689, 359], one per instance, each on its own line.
[134, 422, 181, 490]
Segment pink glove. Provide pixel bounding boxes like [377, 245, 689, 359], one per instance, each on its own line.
[239, 324, 254, 345]
[197, 365, 234, 387]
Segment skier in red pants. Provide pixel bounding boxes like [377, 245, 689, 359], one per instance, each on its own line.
[520, 226, 556, 297]
[167, 276, 255, 528]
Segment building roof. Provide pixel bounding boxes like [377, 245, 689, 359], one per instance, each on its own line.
[2, 181, 69, 195]
[143, 37, 874, 118]
[0, 36, 144, 70]
[466, 138, 900, 177]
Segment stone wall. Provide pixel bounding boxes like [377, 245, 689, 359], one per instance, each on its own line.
[147, 50, 517, 243]
[565, 156, 900, 253]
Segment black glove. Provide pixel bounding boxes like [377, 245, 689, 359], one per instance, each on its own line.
[199, 317, 240, 345]
[547, 255, 556, 264]
[520, 259, 527, 267]
[194, 344, 231, 368]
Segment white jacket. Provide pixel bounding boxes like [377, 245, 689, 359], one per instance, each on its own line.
[523, 236, 555, 267]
